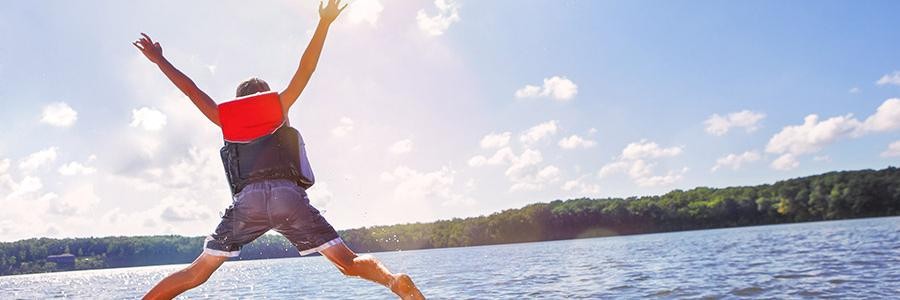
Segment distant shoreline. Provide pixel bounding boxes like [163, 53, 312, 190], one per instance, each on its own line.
[2, 167, 898, 276]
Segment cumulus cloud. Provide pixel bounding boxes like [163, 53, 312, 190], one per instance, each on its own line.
[561, 176, 600, 195]
[520, 120, 559, 144]
[468, 147, 515, 167]
[6, 176, 43, 200]
[479, 132, 511, 149]
[704, 110, 765, 136]
[47, 184, 102, 216]
[130, 107, 168, 131]
[388, 139, 414, 154]
[882, 141, 900, 157]
[558, 134, 596, 149]
[598, 140, 687, 187]
[58, 161, 97, 176]
[765, 98, 900, 170]
[380, 165, 473, 206]
[711, 151, 761, 172]
[305, 181, 334, 210]
[159, 196, 211, 222]
[771, 153, 800, 171]
[40, 102, 78, 127]
[621, 140, 683, 160]
[509, 165, 560, 192]
[331, 117, 355, 137]
[849, 87, 860, 94]
[347, 0, 384, 26]
[876, 71, 900, 86]
[861, 98, 900, 132]
[416, 0, 460, 36]
[467, 146, 558, 192]
[766, 114, 862, 156]
[515, 76, 578, 101]
[18, 147, 58, 172]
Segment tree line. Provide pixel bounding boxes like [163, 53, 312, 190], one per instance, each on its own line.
[1, 167, 897, 276]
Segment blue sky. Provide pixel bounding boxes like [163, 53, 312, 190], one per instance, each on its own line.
[1, 0, 899, 241]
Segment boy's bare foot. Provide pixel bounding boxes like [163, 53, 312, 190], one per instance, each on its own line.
[389, 273, 425, 300]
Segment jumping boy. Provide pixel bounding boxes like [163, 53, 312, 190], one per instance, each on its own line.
[133, 1, 424, 299]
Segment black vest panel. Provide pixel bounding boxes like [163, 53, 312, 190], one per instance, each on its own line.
[220, 126, 311, 195]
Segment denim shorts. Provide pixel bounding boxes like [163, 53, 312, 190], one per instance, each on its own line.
[204, 179, 342, 257]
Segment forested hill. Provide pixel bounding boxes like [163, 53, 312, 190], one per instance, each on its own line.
[2, 167, 898, 276]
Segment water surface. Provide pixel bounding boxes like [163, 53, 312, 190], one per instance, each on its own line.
[1, 217, 898, 299]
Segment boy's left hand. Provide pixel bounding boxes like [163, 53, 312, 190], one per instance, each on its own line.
[133, 33, 164, 65]
[319, 0, 348, 24]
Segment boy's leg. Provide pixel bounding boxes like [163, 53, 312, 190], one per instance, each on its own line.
[319, 243, 425, 300]
[142, 252, 228, 300]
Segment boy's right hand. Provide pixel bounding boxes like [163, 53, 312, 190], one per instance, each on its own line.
[133, 33, 165, 65]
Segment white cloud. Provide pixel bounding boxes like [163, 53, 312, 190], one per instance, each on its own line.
[416, 0, 460, 36]
[515, 76, 578, 101]
[509, 164, 560, 192]
[504, 149, 543, 178]
[561, 176, 600, 195]
[704, 110, 766, 136]
[479, 132, 511, 149]
[634, 167, 688, 187]
[48, 184, 102, 216]
[380, 165, 473, 207]
[813, 155, 831, 162]
[711, 151, 761, 172]
[876, 71, 900, 86]
[0, 159, 9, 174]
[467, 146, 558, 192]
[861, 98, 900, 132]
[764, 98, 900, 170]
[40, 102, 78, 127]
[621, 140, 683, 160]
[558, 134, 596, 149]
[18, 147, 59, 171]
[771, 153, 800, 171]
[388, 139, 414, 154]
[158, 196, 211, 222]
[6, 176, 43, 200]
[598, 161, 630, 178]
[598, 140, 687, 187]
[58, 161, 97, 176]
[467, 147, 515, 167]
[766, 114, 861, 156]
[520, 120, 559, 144]
[849, 87, 860, 93]
[882, 141, 900, 157]
[306, 181, 334, 210]
[347, 0, 384, 26]
[130, 107, 168, 131]
[331, 117, 355, 137]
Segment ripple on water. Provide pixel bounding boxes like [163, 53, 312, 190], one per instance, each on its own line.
[729, 286, 764, 297]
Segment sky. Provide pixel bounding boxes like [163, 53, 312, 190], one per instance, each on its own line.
[1, 0, 899, 242]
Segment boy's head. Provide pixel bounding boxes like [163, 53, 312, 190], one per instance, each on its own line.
[236, 77, 271, 97]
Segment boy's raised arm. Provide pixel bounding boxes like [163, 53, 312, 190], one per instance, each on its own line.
[133, 33, 220, 126]
[280, 0, 347, 114]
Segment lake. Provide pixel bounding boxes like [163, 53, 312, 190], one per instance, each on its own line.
[1, 217, 898, 299]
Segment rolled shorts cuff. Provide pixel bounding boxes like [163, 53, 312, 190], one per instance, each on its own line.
[298, 237, 344, 256]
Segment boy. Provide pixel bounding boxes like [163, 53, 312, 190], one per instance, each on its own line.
[133, 1, 424, 299]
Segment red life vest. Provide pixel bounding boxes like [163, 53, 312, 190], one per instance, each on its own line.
[218, 91, 285, 142]
[217, 92, 315, 195]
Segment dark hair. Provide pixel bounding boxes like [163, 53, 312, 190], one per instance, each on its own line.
[236, 77, 271, 97]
